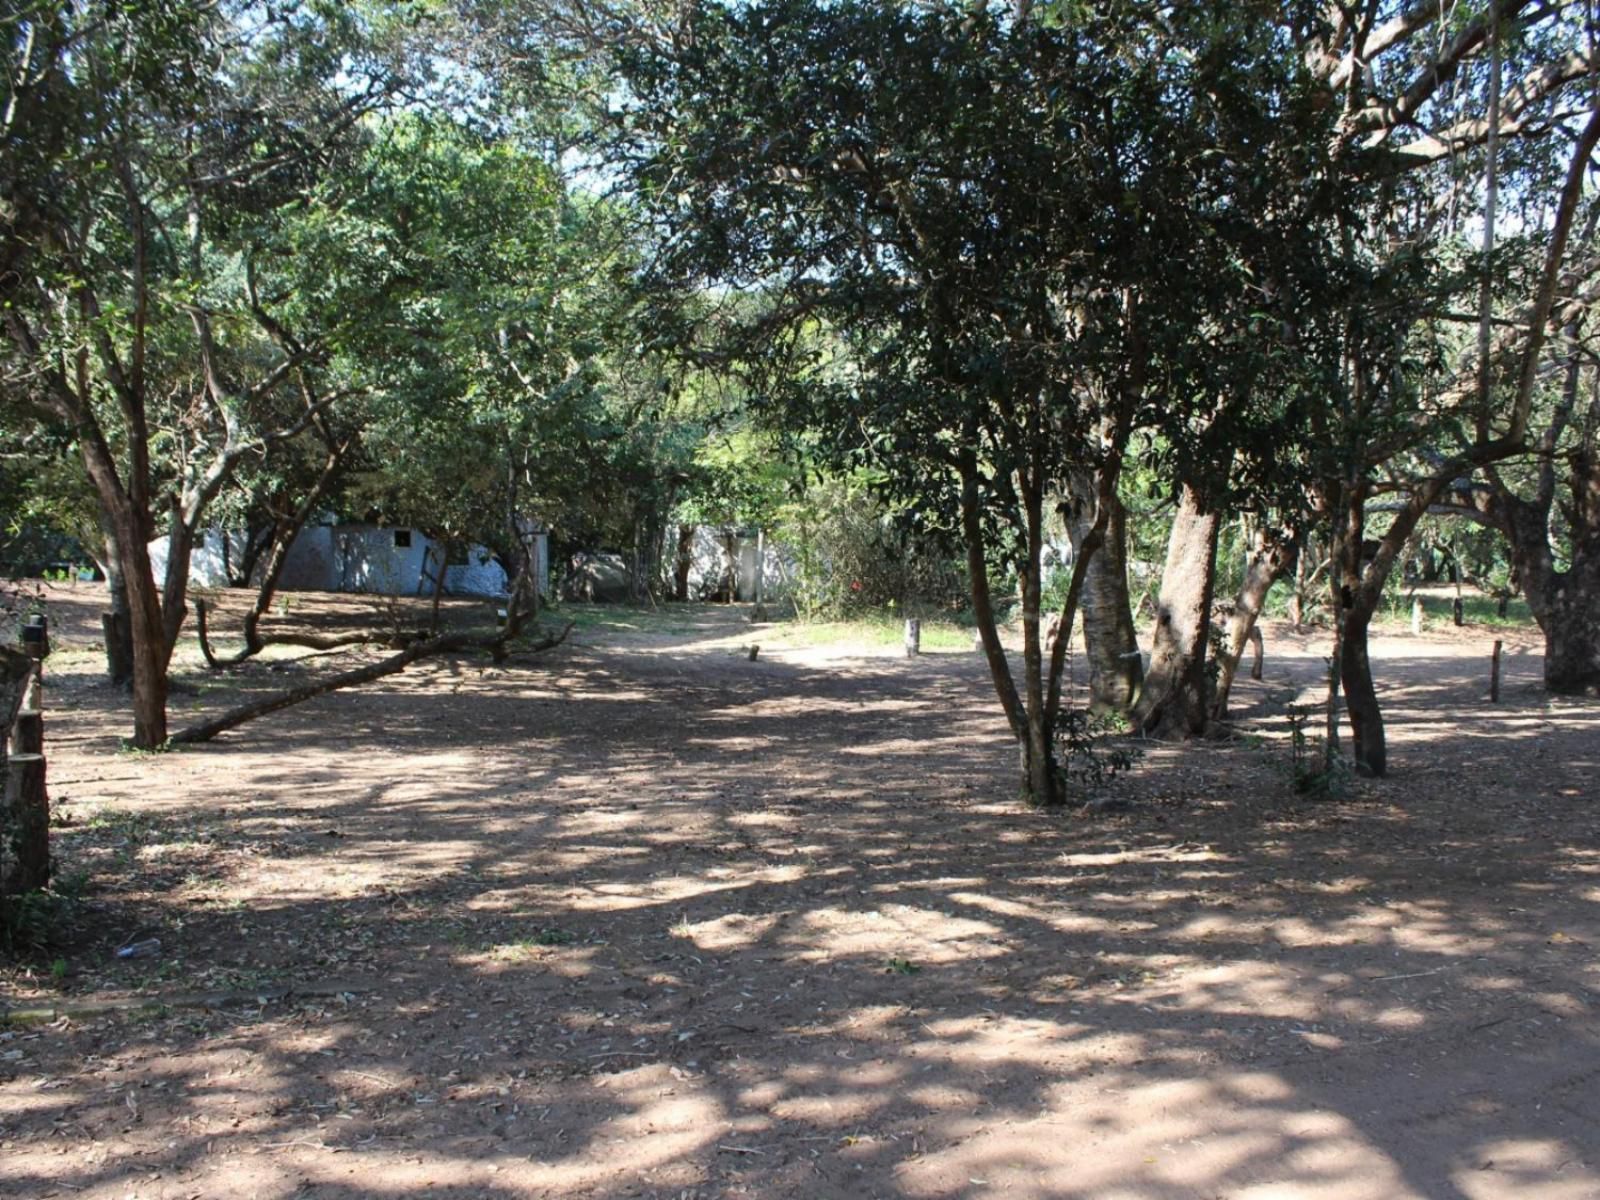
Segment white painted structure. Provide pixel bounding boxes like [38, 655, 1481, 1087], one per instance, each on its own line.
[676, 526, 791, 602]
[151, 521, 547, 600]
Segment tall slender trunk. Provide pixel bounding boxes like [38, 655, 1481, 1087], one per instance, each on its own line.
[100, 521, 134, 687]
[1210, 528, 1297, 720]
[1018, 446, 1060, 808]
[428, 541, 450, 634]
[1066, 477, 1142, 714]
[1331, 492, 1385, 775]
[1133, 486, 1219, 739]
[674, 524, 695, 602]
[114, 508, 169, 748]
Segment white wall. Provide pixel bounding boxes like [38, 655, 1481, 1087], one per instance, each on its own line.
[147, 529, 251, 589]
[278, 525, 335, 591]
[150, 522, 526, 599]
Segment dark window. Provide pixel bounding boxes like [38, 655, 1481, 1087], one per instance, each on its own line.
[393, 530, 412, 548]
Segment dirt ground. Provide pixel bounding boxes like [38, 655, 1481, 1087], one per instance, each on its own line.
[2, 583, 1598, 1200]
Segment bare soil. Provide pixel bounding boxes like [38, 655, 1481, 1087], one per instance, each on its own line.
[2, 583, 1598, 1200]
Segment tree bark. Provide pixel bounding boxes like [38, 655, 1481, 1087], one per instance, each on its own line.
[1210, 528, 1297, 721]
[1133, 486, 1220, 739]
[1067, 478, 1142, 714]
[674, 524, 695, 602]
[1501, 452, 1600, 695]
[204, 438, 350, 665]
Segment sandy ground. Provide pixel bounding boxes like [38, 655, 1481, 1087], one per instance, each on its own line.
[1, 584, 1598, 1200]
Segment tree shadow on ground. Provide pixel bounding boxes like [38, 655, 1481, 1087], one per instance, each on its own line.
[4, 612, 1599, 1199]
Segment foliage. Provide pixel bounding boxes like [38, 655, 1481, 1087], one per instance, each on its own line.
[1286, 705, 1352, 801]
[1052, 708, 1141, 802]
[773, 476, 965, 620]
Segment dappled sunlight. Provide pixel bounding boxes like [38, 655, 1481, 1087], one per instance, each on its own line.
[7, 605, 1600, 1198]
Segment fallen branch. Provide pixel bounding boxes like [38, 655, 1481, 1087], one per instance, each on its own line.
[170, 619, 573, 746]
[193, 598, 389, 668]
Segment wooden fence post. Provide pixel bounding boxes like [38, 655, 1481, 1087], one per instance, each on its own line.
[3, 620, 50, 893]
[1490, 639, 1503, 704]
[904, 618, 921, 657]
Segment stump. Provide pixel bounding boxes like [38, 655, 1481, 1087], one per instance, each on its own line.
[904, 619, 921, 657]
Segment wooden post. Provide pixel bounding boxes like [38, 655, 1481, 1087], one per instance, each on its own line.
[1490, 639, 1503, 703]
[904, 618, 921, 657]
[4, 622, 50, 892]
[754, 530, 765, 608]
[1411, 597, 1424, 636]
[1453, 597, 1464, 627]
[4, 716, 48, 892]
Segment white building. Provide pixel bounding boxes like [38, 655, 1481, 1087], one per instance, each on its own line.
[151, 521, 548, 600]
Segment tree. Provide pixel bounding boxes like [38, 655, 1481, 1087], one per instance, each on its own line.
[1293, 1, 1600, 773]
[618, 0, 1339, 803]
[0, 1, 430, 745]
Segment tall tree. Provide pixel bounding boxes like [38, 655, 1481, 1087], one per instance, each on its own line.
[0, 1, 423, 744]
[617, 0, 1339, 802]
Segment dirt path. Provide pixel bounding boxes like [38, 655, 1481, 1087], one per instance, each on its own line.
[2, 594, 1598, 1199]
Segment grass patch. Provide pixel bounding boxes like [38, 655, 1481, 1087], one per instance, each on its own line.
[772, 610, 973, 652]
[1385, 591, 1536, 630]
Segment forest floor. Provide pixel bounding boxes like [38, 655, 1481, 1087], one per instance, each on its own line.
[2, 582, 1597, 1200]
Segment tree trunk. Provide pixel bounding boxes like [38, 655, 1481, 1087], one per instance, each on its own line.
[1331, 500, 1386, 776]
[1210, 529, 1297, 721]
[1133, 486, 1219, 739]
[1067, 479, 1142, 714]
[207, 439, 348, 664]
[112, 508, 169, 748]
[427, 542, 450, 634]
[674, 524, 695, 602]
[234, 525, 273, 589]
[172, 619, 574, 746]
[100, 525, 135, 687]
[1521, 452, 1600, 695]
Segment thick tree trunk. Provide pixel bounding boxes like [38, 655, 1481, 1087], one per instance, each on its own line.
[1541, 567, 1600, 694]
[1067, 478, 1142, 715]
[101, 571, 135, 691]
[1134, 486, 1219, 739]
[1210, 529, 1296, 721]
[1517, 452, 1600, 695]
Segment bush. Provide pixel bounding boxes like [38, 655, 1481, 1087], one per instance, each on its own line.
[778, 480, 966, 619]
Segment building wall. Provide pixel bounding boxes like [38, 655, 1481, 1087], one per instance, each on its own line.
[278, 525, 335, 591]
[151, 522, 530, 599]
